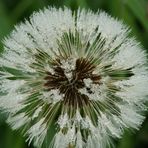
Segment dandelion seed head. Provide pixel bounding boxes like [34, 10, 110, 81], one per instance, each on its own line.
[0, 7, 148, 148]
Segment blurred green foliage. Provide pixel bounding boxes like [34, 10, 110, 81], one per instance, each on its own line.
[0, 0, 148, 148]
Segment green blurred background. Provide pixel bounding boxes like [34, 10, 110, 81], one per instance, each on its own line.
[0, 0, 148, 148]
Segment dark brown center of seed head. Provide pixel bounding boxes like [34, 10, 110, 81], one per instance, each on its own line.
[44, 58, 101, 106]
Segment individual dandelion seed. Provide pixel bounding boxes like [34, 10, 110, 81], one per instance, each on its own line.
[0, 7, 148, 148]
